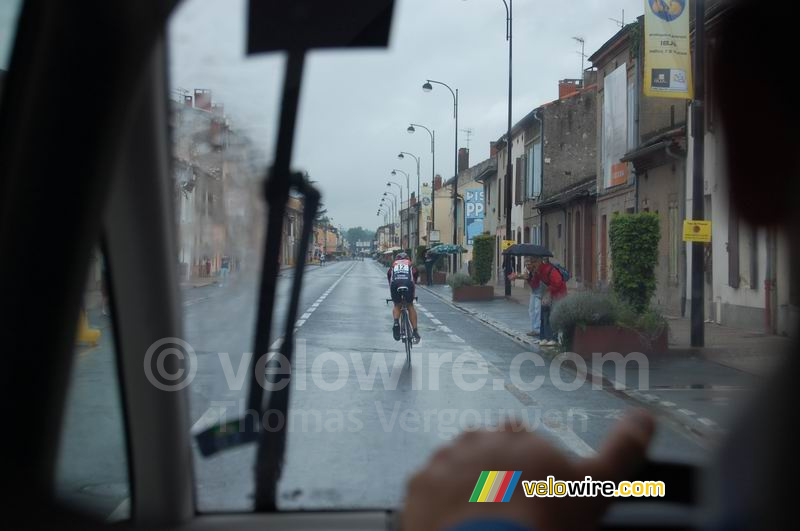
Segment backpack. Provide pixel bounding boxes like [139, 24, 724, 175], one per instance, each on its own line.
[543, 263, 570, 284]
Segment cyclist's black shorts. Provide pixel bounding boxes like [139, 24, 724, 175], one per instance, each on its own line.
[390, 280, 415, 304]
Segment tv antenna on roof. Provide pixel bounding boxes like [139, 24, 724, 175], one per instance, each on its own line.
[460, 128, 473, 151]
[573, 37, 586, 79]
[610, 9, 624, 28]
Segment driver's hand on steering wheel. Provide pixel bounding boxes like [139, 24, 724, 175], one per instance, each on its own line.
[403, 409, 654, 531]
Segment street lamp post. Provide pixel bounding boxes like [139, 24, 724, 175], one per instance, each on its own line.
[399, 152, 422, 255]
[465, 0, 512, 293]
[397, 152, 420, 202]
[407, 123, 436, 236]
[422, 79, 459, 271]
[383, 191, 399, 246]
[387, 178, 406, 250]
[391, 169, 411, 252]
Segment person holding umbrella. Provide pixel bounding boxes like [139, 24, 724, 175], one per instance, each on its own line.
[505, 244, 567, 346]
[508, 257, 544, 339]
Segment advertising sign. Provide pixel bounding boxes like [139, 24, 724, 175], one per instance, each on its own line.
[643, 0, 693, 99]
[464, 188, 485, 246]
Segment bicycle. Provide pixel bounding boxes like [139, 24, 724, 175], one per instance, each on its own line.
[386, 286, 417, 365]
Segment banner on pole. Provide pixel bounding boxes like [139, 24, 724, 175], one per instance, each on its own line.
[643, 0, 694, 99]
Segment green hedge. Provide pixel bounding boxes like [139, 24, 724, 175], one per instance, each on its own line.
[609, 212, 660, 313]
[471, 234, 494, 286]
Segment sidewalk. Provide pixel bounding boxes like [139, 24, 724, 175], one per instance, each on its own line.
[419, 283, 783, 442]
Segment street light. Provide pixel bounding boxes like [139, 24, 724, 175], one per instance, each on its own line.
[397, 152, 420, 200]
[391, 169, 411, 252]
[465, 0, 513, 293]
[383, 190, 399, 246]
[408, 123, 436, 236]
[422, 78, 459, 271]
[387, 179, 406, 250]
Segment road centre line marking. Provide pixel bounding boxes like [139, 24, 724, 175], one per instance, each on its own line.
[295, 319, 306, 327]
[678, 409, 696, 416]
[660, 401, 676, 407]
[698, 417, 717, 427]
[301, 312, 312, 319]
[431, 318, 443, 325]
[439, 325, 453, 333]
[448, 334, 465, 343]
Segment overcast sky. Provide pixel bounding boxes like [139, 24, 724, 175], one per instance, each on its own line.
[169, 0, 645, 231]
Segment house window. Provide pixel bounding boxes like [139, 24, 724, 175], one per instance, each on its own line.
[526, 141, 542, 199]
[557, 223, 562, 239]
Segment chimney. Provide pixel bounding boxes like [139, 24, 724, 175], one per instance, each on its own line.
[458, 147, 469, 173]
[490, 141, 499, 158]
[558, 79, 581, 99]
[434, 175, 443, 190]
[194, 88, 212, 111]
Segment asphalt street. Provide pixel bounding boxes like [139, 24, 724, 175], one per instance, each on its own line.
[60, 259, 711, 517]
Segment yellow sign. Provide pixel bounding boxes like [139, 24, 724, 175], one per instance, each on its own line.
[643, 0, 694, 100]
[683, 220, 711, 242]
[501, 239, 516, 251]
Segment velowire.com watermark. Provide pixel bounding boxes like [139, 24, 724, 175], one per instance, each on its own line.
[143, 338, 649, 393]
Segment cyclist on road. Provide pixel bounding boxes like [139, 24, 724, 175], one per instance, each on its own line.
[387, 252, 420, 343]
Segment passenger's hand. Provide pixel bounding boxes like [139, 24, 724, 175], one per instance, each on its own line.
[403, 409, 654, 531]
[507, 272, 517, 281]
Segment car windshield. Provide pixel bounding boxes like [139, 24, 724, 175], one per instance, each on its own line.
[161, 0, 790, 513]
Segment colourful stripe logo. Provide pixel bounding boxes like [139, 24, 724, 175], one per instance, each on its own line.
[469, 471, 521, 502]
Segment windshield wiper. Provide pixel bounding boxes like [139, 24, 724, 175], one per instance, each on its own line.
[196, 0, 395, 512]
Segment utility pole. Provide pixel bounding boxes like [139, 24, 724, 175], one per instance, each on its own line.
[691, 0, 706, 347]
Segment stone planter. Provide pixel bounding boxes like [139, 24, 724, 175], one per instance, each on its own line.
[571, 325, 669, 358]
[452, 285, 494, 302]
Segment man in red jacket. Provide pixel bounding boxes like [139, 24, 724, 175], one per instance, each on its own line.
[510, 257, 566, 346]
[536, 258, 566, 345]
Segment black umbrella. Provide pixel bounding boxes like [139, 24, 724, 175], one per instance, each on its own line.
[502, 243, 553, 257]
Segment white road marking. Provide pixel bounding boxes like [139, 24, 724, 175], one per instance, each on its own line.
[301, 312, 312, 319]
[295, 319, 306, 327]
[678, 409, 696, 416]
[698, 417, 717, 427]
[438, 325, 453, 333]
[448, 334, 465, 343]
[642, 394, 659, 401]
[660, 401, 676, 407]
[430, 318, 443, 325]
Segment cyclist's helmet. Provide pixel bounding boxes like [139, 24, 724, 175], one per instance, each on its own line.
[396, 252, 409, 260]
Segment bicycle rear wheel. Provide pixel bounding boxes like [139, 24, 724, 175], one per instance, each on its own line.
[402, 308, 412, 365]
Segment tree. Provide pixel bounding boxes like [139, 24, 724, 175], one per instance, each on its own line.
[344, 226, 375, 253]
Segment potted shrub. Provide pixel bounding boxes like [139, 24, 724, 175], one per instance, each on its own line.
[472, 234, 494, 287]
[550, 293, 668, 357]
[448, 272, 493, 302]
